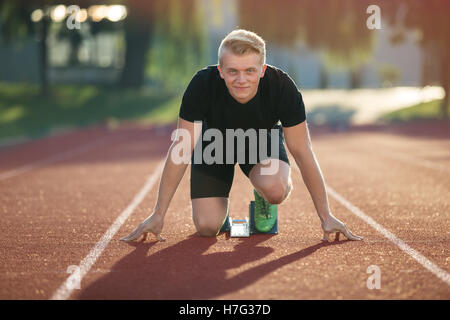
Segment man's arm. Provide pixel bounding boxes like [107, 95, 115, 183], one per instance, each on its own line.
[283, 121, 330, 222]
[120, 117, 201, 242]
[283, 121, 362, 241]
[153, 118, 201, 218]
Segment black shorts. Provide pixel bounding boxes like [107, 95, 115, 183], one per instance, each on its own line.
[190, 124, 290, 199]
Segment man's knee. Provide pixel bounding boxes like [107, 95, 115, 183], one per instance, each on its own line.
[196, 225, 220, 237]
[264, 189, 286, 204]
[260, 178, 292, 204]
[191, 197, 228, 237]
[193, 217, 221, 237]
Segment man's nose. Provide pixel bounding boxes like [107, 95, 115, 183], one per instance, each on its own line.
[236, 72, 247, 83]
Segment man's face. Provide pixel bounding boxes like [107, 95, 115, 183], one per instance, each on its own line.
[218, 50, 267, 104]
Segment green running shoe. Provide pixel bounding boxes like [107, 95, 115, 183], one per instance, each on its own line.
[253, 189, 277, 232]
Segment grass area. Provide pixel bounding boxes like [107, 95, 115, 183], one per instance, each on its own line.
[380, 98, 446, 123]
[0, 82, 182, 140]
[2, 83, 445, 141]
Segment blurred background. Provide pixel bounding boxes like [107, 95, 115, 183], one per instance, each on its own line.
[0, 0, 449, 143]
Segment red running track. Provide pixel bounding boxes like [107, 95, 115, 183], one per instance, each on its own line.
[0, 121, 449, 299]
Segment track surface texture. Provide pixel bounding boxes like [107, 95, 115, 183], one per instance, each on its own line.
[1, 120, 449, 300]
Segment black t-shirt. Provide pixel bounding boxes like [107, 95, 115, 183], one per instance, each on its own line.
[179, 65, 306, 131]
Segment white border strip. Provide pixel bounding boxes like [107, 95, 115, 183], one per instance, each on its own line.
[50, 160, 165, 300]
[326, 184, 450, 286]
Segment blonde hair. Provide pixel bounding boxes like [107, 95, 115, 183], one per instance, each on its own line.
[218, 29, 266, 66]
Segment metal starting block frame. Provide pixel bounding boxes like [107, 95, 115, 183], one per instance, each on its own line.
[228, 201, 278, 238]
[229, 217, 250, 237]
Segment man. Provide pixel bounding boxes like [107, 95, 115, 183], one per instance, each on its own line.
[121, 29, 362, 242]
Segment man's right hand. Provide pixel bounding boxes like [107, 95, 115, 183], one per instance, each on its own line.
[120, 118, 200, 243]
[321, 213, 363, 242]
[120, 213, 165, 242]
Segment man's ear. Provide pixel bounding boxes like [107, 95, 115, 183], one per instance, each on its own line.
[217, 65, 225, 79]
[260, 64, 267, 78]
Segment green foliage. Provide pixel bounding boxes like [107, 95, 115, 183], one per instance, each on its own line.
[0, 0, 34, 42]
[380, 98, 443, 123]
[0, 82, 178, 140]
[146, 0, 209, 91]
[378, 64, 400, 87]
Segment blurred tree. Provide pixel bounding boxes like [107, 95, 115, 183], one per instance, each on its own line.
[0, 0, 33, 43]
[56, 22, 83, 66]
[237, 0, 304, 48]
[0, 0, 156, 90]
[146, 0, 208, 90]
[56, 9, 120, 67]
[0, 0, 48, 94]
[237, 0, 375, 89]
[119, 0, 154, 88]
[312, 0, 374, 89]
[0, 0, 110, 94]
[383, 0, 450, 118]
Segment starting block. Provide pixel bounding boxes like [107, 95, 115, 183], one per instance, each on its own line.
[226, 201, 278, 237]
[229, 217, 250, 237]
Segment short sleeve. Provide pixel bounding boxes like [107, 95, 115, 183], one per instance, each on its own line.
[179, 72, 207, 122]
[277, 73, 307, 127]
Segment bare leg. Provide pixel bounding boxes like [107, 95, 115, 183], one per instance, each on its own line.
[192, 197, 229, 237]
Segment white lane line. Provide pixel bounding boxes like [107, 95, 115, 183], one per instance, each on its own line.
[0, 136, 111, 181]
[290, 164, 449, 286]
[50, 160, 165, 300]
[326, 184, 450, 286]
